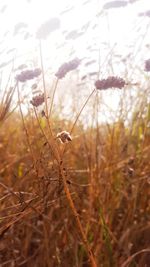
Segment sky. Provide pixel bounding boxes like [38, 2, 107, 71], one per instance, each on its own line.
[0, 0, 150, 68]
[0, 0, 150, 122]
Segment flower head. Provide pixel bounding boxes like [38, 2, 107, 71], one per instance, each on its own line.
[30, 94, 44, 107]
[55, 58, 80, 79]
[16, 68, 41, 82]
[95, 76, 125, 90]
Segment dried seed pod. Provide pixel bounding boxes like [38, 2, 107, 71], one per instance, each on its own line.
[41, 110, 46, 117]
[30, 94, 44, 107]
[56, 131, 72, 143]
[95, 76, 126, 90]
[55, 58, 80, 79]
[16, 68, 41, 82]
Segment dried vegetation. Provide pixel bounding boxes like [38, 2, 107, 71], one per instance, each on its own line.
[0, 53, 150, 267]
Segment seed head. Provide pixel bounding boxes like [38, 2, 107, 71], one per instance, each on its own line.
[145, 59, 150, 72]
[95, 76, 126, 90]
[55, 58, 80, 79]
[30, 94, 44, 107]
[16, 68, 41, 82]
[56, 131, 72, 143]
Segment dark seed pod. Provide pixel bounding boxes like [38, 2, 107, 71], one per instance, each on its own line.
[56, 131, 72, 143]
[30, 94, 44, 107]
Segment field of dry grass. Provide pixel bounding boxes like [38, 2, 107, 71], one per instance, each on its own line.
[0, 55, 150, 267]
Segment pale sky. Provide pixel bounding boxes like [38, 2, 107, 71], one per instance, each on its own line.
[0, 0, 150, 122]
[0, 0, 150, 68]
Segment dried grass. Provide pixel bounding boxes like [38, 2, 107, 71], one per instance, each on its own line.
[0, 49, 150, 267]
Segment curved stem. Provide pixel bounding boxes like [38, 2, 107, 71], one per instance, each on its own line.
[121, 249, 150, 267]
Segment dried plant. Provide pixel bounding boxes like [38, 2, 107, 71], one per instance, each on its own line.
[0, 85, 16, 124]
[56, 131, 72, 143]
[0, 23, 150, 267]
[55, 58, 80, 79]
[16, 68, 41, 82]
[95, 76, 126, 90]
[30, 93, 44, 107]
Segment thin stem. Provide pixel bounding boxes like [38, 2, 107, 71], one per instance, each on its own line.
[70, 88, 96, 134]
[61, 88, 96, 157]
[59, 163, 98, 267]
[17, 83, 37, 174]
[34, 107, 60, 164]
[39, 40, 48, 118]
[39, 41, 60, 156]
[49, 77, 59, 117]
[39, 41, 53, 135]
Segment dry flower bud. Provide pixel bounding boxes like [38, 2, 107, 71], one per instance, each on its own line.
[16, 68, 41, 82]
[56, 131, 72, 143]
[55, 58, 80, 79]
[30, 94, 44, 107]
[41, 110, 46, 117]
[95, 76, 126, 90]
